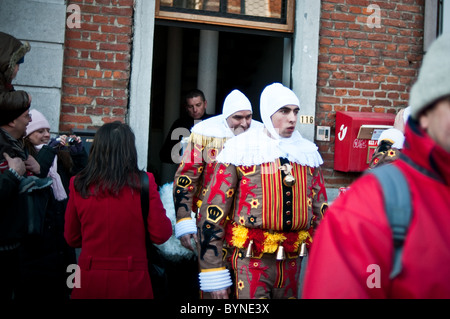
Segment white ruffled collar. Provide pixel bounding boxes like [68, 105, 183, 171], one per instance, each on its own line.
[216, 126, 323, 167]
[191, 115, 263, 139]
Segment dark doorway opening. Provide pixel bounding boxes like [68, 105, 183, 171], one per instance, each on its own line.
[149, 24, 288, 184]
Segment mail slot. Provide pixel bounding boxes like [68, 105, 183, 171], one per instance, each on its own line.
[334, 111, 396, 172]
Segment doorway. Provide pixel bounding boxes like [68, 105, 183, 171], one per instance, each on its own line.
[149, 24, 289, 185]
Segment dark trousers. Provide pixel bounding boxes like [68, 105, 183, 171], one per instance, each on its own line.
[0, 248, 20, 300]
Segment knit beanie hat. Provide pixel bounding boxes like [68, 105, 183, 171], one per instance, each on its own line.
[221, 89, 252, 119]
[409, 33, 450, 119]
[0, 91, 31, 126]
[26, 109, 50, 137]
[260, 82, 300, 139]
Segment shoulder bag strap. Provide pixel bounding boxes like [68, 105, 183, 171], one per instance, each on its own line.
[370, 164, 412, 279]
[140, 171, 151, 247]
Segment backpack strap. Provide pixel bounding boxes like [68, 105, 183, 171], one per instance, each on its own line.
[370, 164, 412, 279]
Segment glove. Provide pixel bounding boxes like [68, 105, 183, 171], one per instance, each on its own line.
[69, 139, 84, 154]
[48, 137, 64, 149]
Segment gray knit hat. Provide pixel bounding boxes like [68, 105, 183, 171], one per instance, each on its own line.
[409, 33, 450, 119]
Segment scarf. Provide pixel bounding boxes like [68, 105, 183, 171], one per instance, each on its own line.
[35, 144, 67, 201]
[0, 128, 27, 161]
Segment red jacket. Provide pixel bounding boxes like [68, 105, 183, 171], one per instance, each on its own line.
[64, 172, 172, 299]
[302, 120, 450, 298]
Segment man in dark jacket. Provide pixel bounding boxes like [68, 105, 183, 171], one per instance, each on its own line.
[0, 31, 34, 300]
[159, 89, 213, 165]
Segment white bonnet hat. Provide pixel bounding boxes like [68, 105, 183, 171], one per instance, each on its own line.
[260, 83, 300, 139]
[221, 89, 252, 119]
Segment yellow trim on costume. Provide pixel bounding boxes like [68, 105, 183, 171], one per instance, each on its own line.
[231, 224, 249, 247]
[206, 205, 225, 223]
[380, 138, 395, 144]
[264, 232, 286, 253]
[201, 267, 226, 272]
[177, 217, 193, 224]
[237, 165, 256, 176]
[261, 161, 309, 231]
[189, 132, 228, 149]
[176, 175, 192, 188]
[228, 223, 312, 254]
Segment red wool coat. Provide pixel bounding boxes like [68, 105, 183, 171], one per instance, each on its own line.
[64, 172, 172, 299]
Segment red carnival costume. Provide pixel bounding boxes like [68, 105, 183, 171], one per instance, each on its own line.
[197, 83, 328, 299]
[173, 90, 263, 240]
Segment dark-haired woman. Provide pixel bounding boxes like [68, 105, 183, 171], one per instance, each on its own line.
[64, 122, 172, 299]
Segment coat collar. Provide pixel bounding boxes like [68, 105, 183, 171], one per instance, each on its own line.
[402, 118, 450, 186]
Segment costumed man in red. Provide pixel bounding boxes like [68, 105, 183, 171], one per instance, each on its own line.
[302, 33, 450, 299]
[369, 106, 410, 168]
[197, 83, 328, 299]
[173, 89, 262, 298]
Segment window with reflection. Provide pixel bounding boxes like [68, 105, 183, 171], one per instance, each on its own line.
[156, 0, 294, 33]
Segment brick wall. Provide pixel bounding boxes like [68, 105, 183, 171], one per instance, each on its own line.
[316, 0, 425, 188]
[59, 0, 426, 188]
[59, 0, 134, 133]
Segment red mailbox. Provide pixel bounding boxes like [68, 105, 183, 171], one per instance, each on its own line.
[334, 111, 396, 172]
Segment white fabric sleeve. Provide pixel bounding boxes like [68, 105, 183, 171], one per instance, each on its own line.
[175, 217, 197, 239]
[199, 269, 233, 292]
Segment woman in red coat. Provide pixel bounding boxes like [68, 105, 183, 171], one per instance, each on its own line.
[64, 122, 172, 299]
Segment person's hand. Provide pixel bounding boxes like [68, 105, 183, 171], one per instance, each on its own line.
[180, 233, 198, 251]
[211, 288, 230, 299]
[24, 155, 40, 175]
[393, 109, 405, 133]
[48, 137, 65, 148]
[3, 153, 25, 176]
[68, 135, 83, 154]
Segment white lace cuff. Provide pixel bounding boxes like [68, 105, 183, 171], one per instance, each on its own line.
[175, 218, 197, 239]
[199, 269, 233, 292]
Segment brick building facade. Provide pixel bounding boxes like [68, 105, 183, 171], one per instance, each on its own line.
[58, 0, 426, 189]
[315, 0, 424, 187]
[60, 0, 134, 133]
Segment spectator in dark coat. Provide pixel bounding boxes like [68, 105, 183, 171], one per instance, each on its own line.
[14, 109, 88, 300]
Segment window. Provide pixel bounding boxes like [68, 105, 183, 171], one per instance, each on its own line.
[424, 0, 448, 51]
[156, 0, 295, 33]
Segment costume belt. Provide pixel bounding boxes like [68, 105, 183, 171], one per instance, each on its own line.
[224, 222, 312, 258]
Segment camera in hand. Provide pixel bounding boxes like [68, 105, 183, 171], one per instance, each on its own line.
[56, 136, 77, 146]
[66, 137, 77, 145]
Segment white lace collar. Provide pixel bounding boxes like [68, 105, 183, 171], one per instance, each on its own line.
[216, 126, 323, 167]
